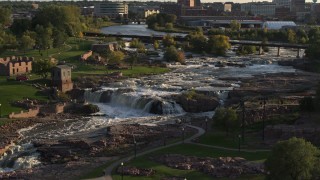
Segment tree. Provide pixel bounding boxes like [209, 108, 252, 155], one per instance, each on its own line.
[128, 53, 138, 69]
[164, 46, 185, 64]
[299, 97, 315, 112]
[213, 107, 238, 136]
[287, 29, 297, 43]
[0, 7, 11, 27]
[107, 51, 125, 64]
[154, 40, 159, 50]
[32, 59, 55, 79]
[20, 35, 35, 54]
[207, 35, 231, 56]
[130, 38, 145, 53]
[10, 19, 32, 36]
[265, 137, 320, 180]
[35, 25, 53, 53]
[230, 20, 241, 31]
[187, 30, 207, 53]
[162, 34, 176, 47]
[165, 23, 173, 30]
[52, 28, 68, 48]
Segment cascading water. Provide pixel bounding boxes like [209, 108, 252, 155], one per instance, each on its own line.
[84, 90, 104, 102]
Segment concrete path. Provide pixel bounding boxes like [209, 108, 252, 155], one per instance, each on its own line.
[86, 125, 270, 180]
[99, 125, 205, 180]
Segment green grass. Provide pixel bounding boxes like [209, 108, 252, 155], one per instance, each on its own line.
[0, 118, 14, 126]
[72, 66, 170, 79]
[112, 144, 269, 180]
[0, 80, 48, 116]
[79, 160, 117, 180]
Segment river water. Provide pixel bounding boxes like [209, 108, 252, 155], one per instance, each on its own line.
[0, 25, 300, 173]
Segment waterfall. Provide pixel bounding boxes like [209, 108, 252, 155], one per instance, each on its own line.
[0, 143, 40, 173]
[84, 90, 104, 102]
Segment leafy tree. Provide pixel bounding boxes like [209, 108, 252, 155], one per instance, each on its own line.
[213, 107, 238, 136]
[287, 29, 297, 43]
[299, 97, 315, 112]
[207, 35, 231, 56]
[230, 20, 241, 31]
[52, 28, 68, 48]
[265, 137, 320, 180]
[186, 30, 207, 53]
[130, 38, 145, 53]
[236, 45, 256, 55]
[20, 35, 35, 54]
[164, 46, 185, 64]
[107, 51, 125, 64]
[153, 40, 159, 50]
[35, 25, 53, 53]
[162, 34, 176, 47]
[0, 7, 11, 27]
[32, 59, 55, 79]
[165, 23, 173, 30]
[128, 53, 138, 69]
[10, 19, 32, 36]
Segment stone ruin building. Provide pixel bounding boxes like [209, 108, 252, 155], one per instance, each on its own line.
[51, 65, 73, 93]
[0, 56, 33, 76]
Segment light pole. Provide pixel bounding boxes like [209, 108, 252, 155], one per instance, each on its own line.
[260, 97, 268, 141]
[0, 104, 2, 118]
[163, 130, 166, 146]
[240, 100, 245, 142]
[134, 140, 137, 158]
[238, 134, 241, 152]
[205, 118, 208, 133]
[121, 162, 124, 180]
[182, 127, 185, 143]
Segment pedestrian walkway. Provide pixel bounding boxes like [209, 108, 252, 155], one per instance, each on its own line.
[86, 124, 270, 180]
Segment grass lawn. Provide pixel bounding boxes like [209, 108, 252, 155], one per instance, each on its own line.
[112, 144, 268, 180]
[112, 144, 269, 180]
[0, 80, 48, 116]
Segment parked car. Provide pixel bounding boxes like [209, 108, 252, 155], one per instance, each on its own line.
[16, 75, 29, 81]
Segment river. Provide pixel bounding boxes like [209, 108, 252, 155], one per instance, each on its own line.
[0, 25, 300, 173]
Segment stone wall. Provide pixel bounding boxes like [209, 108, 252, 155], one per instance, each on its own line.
[9, 107, 39, 119]
[55, 103, 66, 114]
[80, 50, 93, 61]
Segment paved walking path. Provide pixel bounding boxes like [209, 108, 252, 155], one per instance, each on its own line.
[86, 125, 270, 180]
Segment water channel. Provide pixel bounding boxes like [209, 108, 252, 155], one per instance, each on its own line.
[0, 25, 301, 173]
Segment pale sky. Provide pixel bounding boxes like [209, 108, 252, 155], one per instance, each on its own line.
[0, 0, 317, 3]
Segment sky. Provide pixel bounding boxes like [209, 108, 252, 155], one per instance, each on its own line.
[0, 0, 316, 3]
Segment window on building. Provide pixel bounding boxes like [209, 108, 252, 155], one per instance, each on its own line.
[19, 62, 21, 66]
[17, 68, 19, 73]
[26, 67, 29, 72]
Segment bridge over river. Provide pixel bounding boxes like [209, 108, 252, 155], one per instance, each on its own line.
[84, 31, 308, 57]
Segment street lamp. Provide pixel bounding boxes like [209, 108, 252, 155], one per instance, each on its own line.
[182, 127, 185, 143]
[238, 134, 241, 152]
[121, 162, 124, 180]
[0, 104, 2, 118]
[163, 130, 166, 146]
[240, 99, 245, 142]
[134, 140, 137, 158]
[260, 97, 268, 141]
[205, 118, 208, 133]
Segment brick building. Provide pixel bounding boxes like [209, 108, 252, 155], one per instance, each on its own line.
[0, 56, 33, 76]
[52, 65, 73, 93]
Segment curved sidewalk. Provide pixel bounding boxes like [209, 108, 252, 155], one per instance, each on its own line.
[100, 125, 205, 180]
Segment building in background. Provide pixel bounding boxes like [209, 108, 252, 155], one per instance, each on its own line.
[145, 9, 160, 18]
[94, 2, 128, 18]
[178, 0, 195, 7]
[273, 0, 292, 9]
[224, 2, 233, 12]
[241, 2, 276, 16]
[0, 56, 33, 77]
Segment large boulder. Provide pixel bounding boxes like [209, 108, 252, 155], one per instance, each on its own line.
[176, 92, 219, 112]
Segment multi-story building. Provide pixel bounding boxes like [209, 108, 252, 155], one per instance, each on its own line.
[273, 0, 292, 9]
[291, 0, 306, 12]
[0, 56, 33, 76]
[94, 2, 128, 18]
[160, 3, 183, 17]
[241, 2, 277, 16]
[178, 0, 195, 7]
[224, 2, 233, 12]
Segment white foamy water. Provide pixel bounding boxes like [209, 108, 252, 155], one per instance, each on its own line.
[0, 47, 301, 172]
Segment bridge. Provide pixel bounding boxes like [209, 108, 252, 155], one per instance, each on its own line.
[229, 40, 309, 57]
[84, 32, 309, 57]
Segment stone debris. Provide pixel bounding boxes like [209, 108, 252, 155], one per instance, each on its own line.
[116, 166, 155, 176]
[152, 154, 265, 178]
